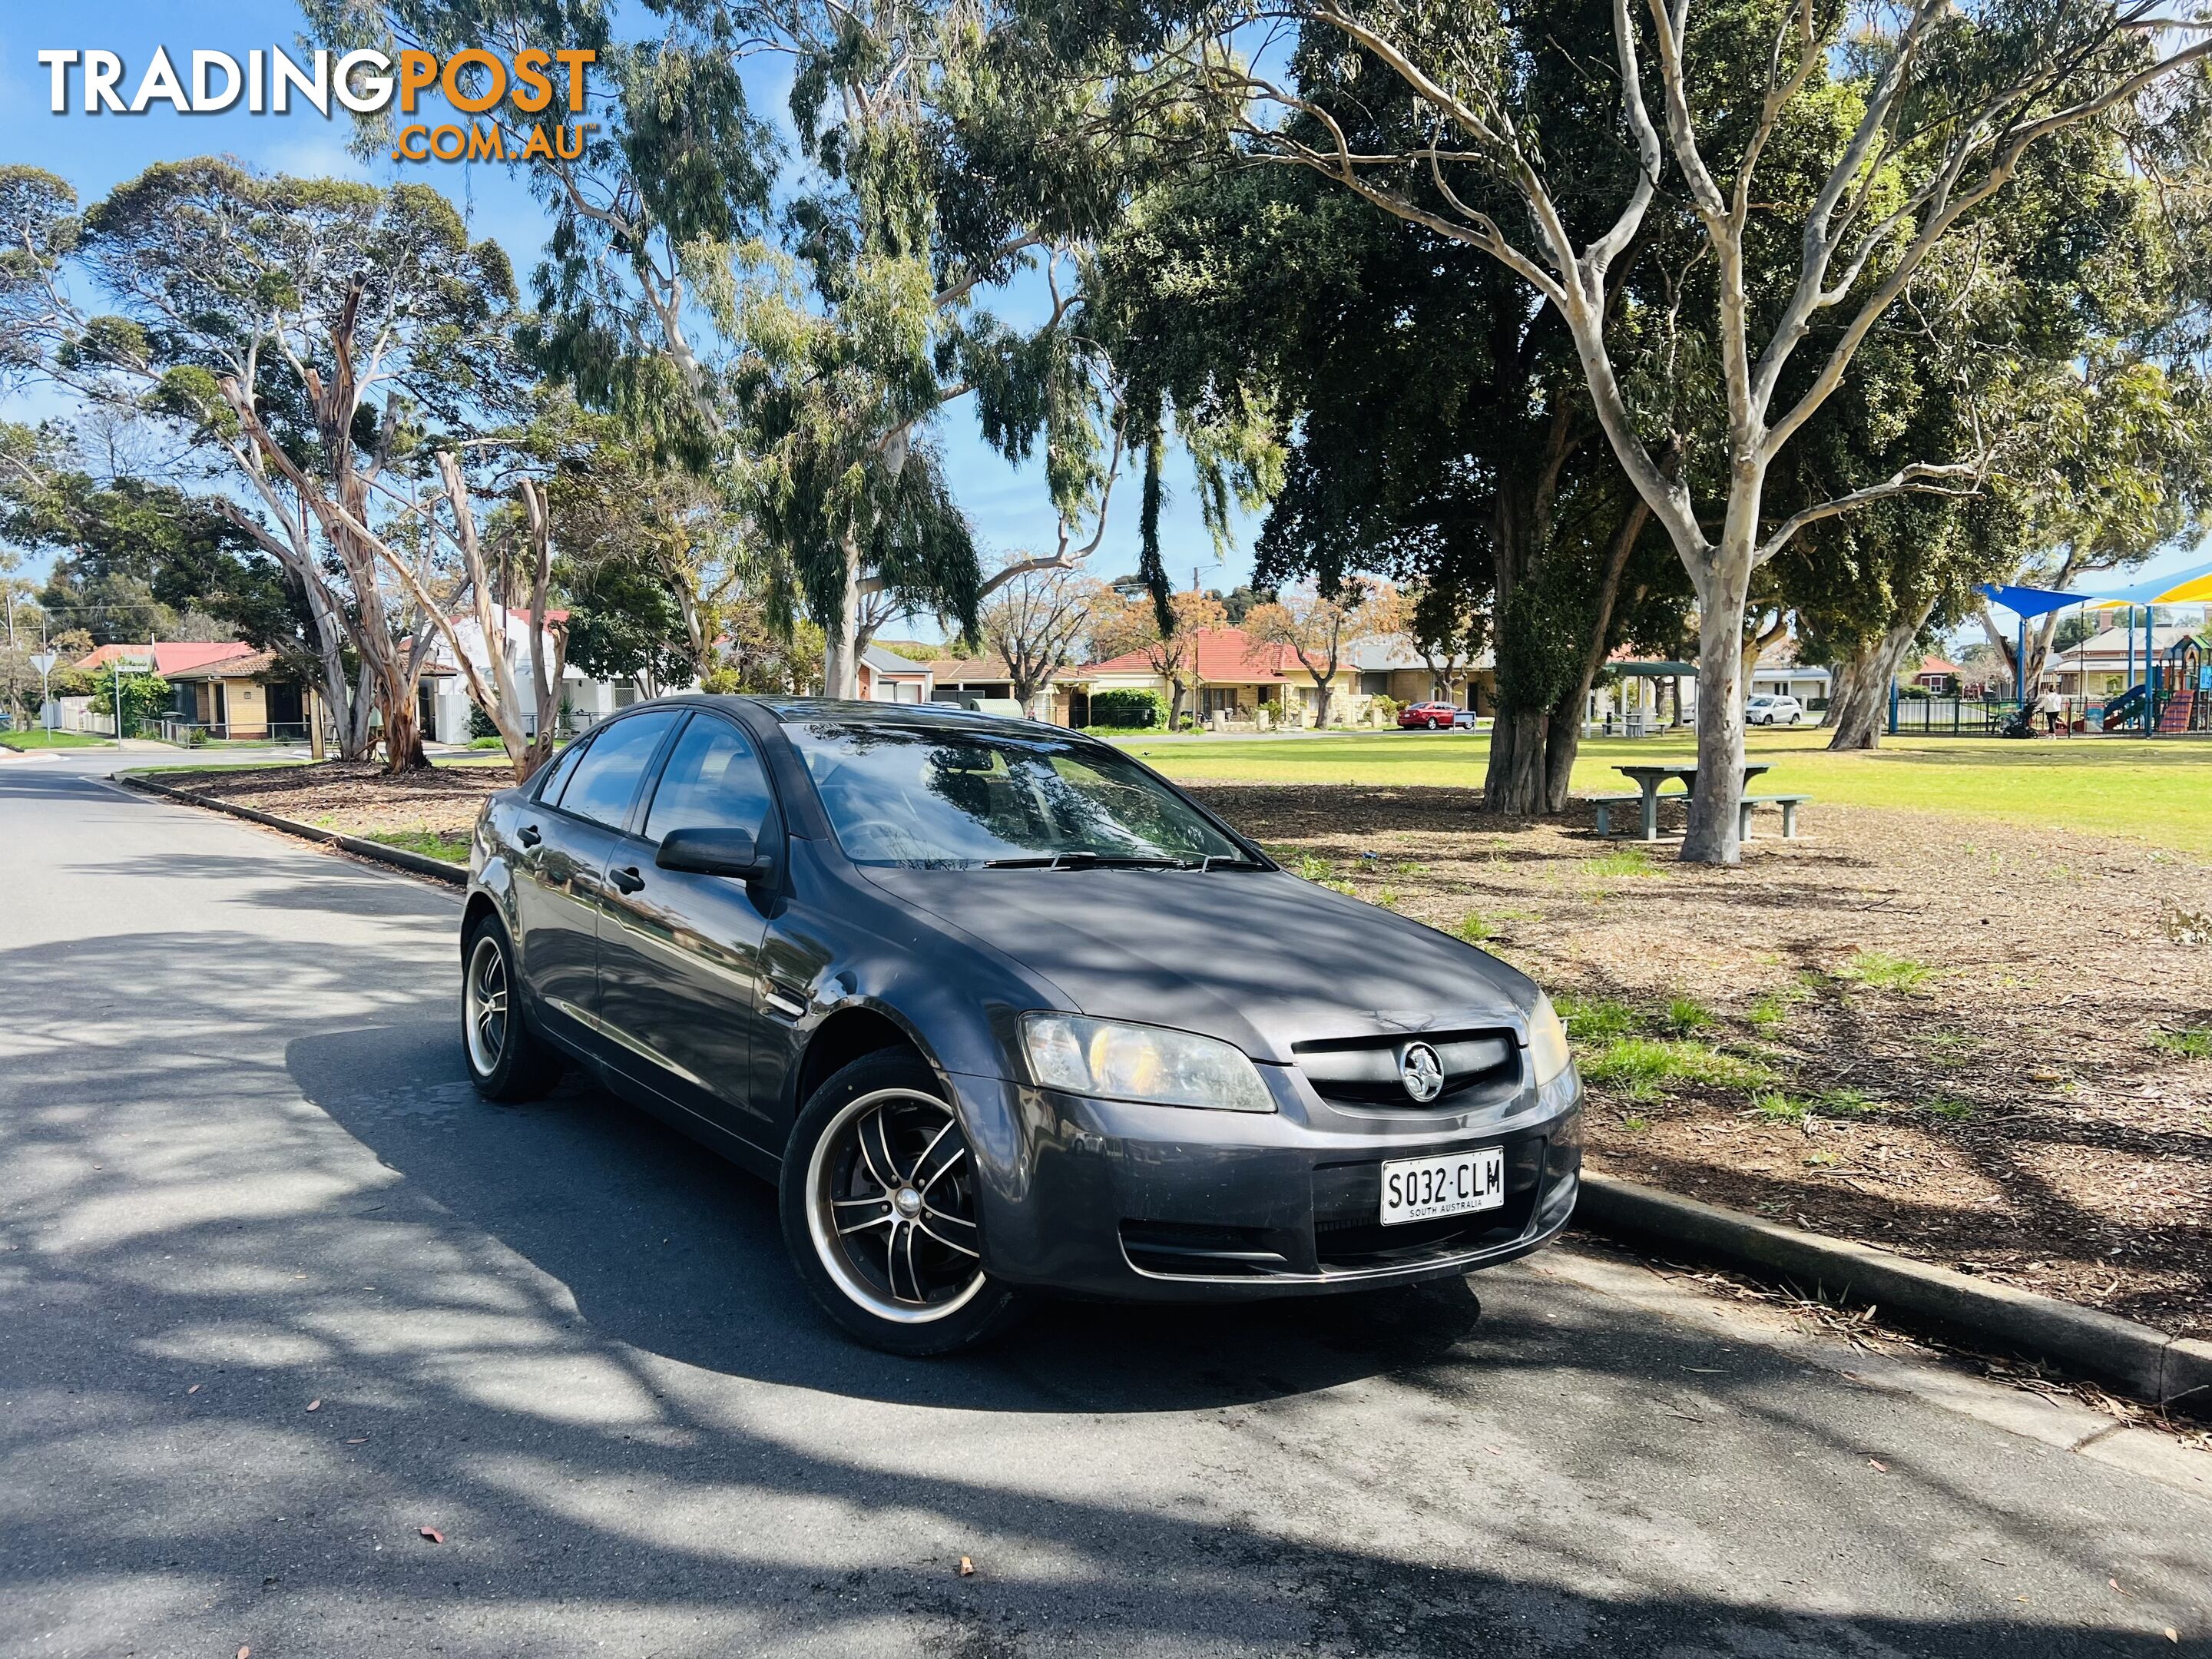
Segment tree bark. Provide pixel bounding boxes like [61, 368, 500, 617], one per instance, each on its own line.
[1826, 604, 1930, 750]
[1486, 710, 1551, 816]
[825, 531, 863, 698]
[1681, 552, 1753, 863]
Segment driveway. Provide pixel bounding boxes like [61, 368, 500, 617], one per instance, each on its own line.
[2, 754, 2208, 1657]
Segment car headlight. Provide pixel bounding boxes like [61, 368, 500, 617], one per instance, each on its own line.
[1021, 1014, 1276, 1113]
[1527, 993, 1573, 1087]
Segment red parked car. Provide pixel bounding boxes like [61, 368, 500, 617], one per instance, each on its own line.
[1398, 702, 1477, 730]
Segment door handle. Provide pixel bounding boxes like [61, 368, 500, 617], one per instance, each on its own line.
[610, 865, 645, 895]
[518, 824, 541, 847]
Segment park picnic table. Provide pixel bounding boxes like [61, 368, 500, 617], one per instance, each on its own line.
[1612, 763, 1771, 843]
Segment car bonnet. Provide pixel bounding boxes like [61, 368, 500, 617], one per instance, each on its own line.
[858, 866, 1536, 1065]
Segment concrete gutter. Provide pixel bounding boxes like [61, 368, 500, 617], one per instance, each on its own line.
[1575, 1174, 2211, 1413]
[120, 770, 467, 888]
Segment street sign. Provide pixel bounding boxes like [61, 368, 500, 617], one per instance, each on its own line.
[29, 653, 55, 676]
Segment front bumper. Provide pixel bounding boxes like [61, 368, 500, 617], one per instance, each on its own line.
[946, 1064, 1583, 1302]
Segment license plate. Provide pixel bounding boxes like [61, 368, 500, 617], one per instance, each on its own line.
[1379, 1147, 1506, 1225]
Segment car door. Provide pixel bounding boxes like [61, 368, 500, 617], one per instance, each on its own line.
[508, 709, 684, 1046]
[594, 710, 781, 1147]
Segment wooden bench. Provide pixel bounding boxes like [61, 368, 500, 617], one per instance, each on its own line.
[1737, 793, 1810, 839]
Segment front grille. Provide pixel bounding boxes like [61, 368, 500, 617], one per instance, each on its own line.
[1292, 1029, 1521, 1110]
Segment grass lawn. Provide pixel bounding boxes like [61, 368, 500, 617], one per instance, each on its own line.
[362, 827, 471, 863]
[0, 729, 114, 750]
[1114, 727, 2212, 853]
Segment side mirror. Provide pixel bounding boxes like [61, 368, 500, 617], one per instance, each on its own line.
[656, 826, 769, 880]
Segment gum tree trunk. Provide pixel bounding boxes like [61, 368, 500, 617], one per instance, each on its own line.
[824, 531, 863, 698]
[1681, 550, 1753, 863]
[1826, 611, 1926, 750]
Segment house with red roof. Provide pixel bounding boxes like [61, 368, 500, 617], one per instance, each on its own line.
[70, 641, 313, 740]
[1912, 654, 1964, 692]
[1070, 625, 1390, 728]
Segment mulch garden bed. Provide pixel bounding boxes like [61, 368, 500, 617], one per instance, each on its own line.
[164, 763, 2212, 1338]
[162, 760, 507, 862]
[1187, 783, 2212, 1341]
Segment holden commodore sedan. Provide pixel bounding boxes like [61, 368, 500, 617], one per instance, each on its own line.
[460, 697, 1582, 1353]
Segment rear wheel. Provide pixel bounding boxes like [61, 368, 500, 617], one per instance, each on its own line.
[780, 1050, 1025, 1354]
[462, 915, 560, 1102]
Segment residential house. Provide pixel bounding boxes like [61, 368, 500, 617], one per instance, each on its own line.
[1748, 640, 1833, 710]
[1343, 636, 1495, 712]
[924, 654, 1079, 721]
[854, 644, 934, 703]
[67, 641, 313, 740]
[1072, 625, 1388, 727]
[1912, 654, 1963, 693]
[408, 608, 710, 742]
[2044, 623, 2200, 700]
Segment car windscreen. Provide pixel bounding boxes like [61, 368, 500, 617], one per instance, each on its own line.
[788, 722, 1253, 869]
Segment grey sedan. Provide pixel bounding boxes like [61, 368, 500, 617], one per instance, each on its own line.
[460, 698, 1583, 1353]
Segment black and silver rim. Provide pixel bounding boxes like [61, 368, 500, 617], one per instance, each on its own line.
[805, 1086, 985, 1324]
[465, 933, 508, 1077]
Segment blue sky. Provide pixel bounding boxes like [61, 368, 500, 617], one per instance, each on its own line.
[0, 0, 1263, 639]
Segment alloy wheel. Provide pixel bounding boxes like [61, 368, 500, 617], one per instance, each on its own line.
[806, 1087, 985, 1324]
[465, 933, 508, 1076]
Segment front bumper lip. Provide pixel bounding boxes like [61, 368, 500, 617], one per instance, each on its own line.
[945, 1067, 1583, 1302]
[1113, 1179, 1578, 1293]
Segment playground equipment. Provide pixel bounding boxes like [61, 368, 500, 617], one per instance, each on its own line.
[1974, 556, 2212, 737]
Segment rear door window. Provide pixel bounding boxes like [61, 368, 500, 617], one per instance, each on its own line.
[534, 737, 590, 805]
[556, 710, 682, 830]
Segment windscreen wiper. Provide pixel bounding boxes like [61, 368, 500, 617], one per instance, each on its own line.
[980, 852, 1186, 869]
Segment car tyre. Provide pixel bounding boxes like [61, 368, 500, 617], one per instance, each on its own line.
[462, 913, 561, 1102]
[780, 1049, 1026, 1355]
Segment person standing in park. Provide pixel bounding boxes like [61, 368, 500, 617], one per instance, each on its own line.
[2037, 684, 2068, 737]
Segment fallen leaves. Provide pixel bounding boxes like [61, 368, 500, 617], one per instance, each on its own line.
[306, 1399, 321, 1412]
[419, 1527, 445, 1545]
[1869, 1459, 1889, 1472]
[187, 1384, 201, 1395]
[957, 1556, 975, 1578]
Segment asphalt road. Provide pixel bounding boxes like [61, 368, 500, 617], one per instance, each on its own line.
[4, 748, 2210, 1658]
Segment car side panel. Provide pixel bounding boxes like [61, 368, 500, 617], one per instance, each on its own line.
[508, 802, 624, 1047]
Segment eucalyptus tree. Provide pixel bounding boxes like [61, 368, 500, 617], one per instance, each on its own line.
[1063, 0, 2212, 861]
[4, 160, 522, 768]
[1094, 135, 1677, 813]
[310, 0, 1174, 694]
[1970, 349, 2212, 693]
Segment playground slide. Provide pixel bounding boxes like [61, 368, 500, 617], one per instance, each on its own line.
[2101, 683, 2147, 730]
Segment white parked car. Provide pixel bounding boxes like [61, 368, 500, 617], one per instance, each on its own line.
[1746, 694, 1803, 726]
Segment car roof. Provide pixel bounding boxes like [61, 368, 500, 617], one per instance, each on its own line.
[599, 693, 1094, 745]
[748, 695, 1077, 738]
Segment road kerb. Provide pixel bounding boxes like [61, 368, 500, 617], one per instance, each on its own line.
[1574, 1173, 2199, 1412]
[118, 770, 467, 887]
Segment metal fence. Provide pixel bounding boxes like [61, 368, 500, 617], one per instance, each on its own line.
[155, 719, 317, 746]
[1889, 696, 2007, 736]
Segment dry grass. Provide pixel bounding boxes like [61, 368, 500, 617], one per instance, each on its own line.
[1193, 783, 2212, 1339]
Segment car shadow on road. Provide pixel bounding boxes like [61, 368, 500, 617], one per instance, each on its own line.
[287, 1021, 1514, 1414]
